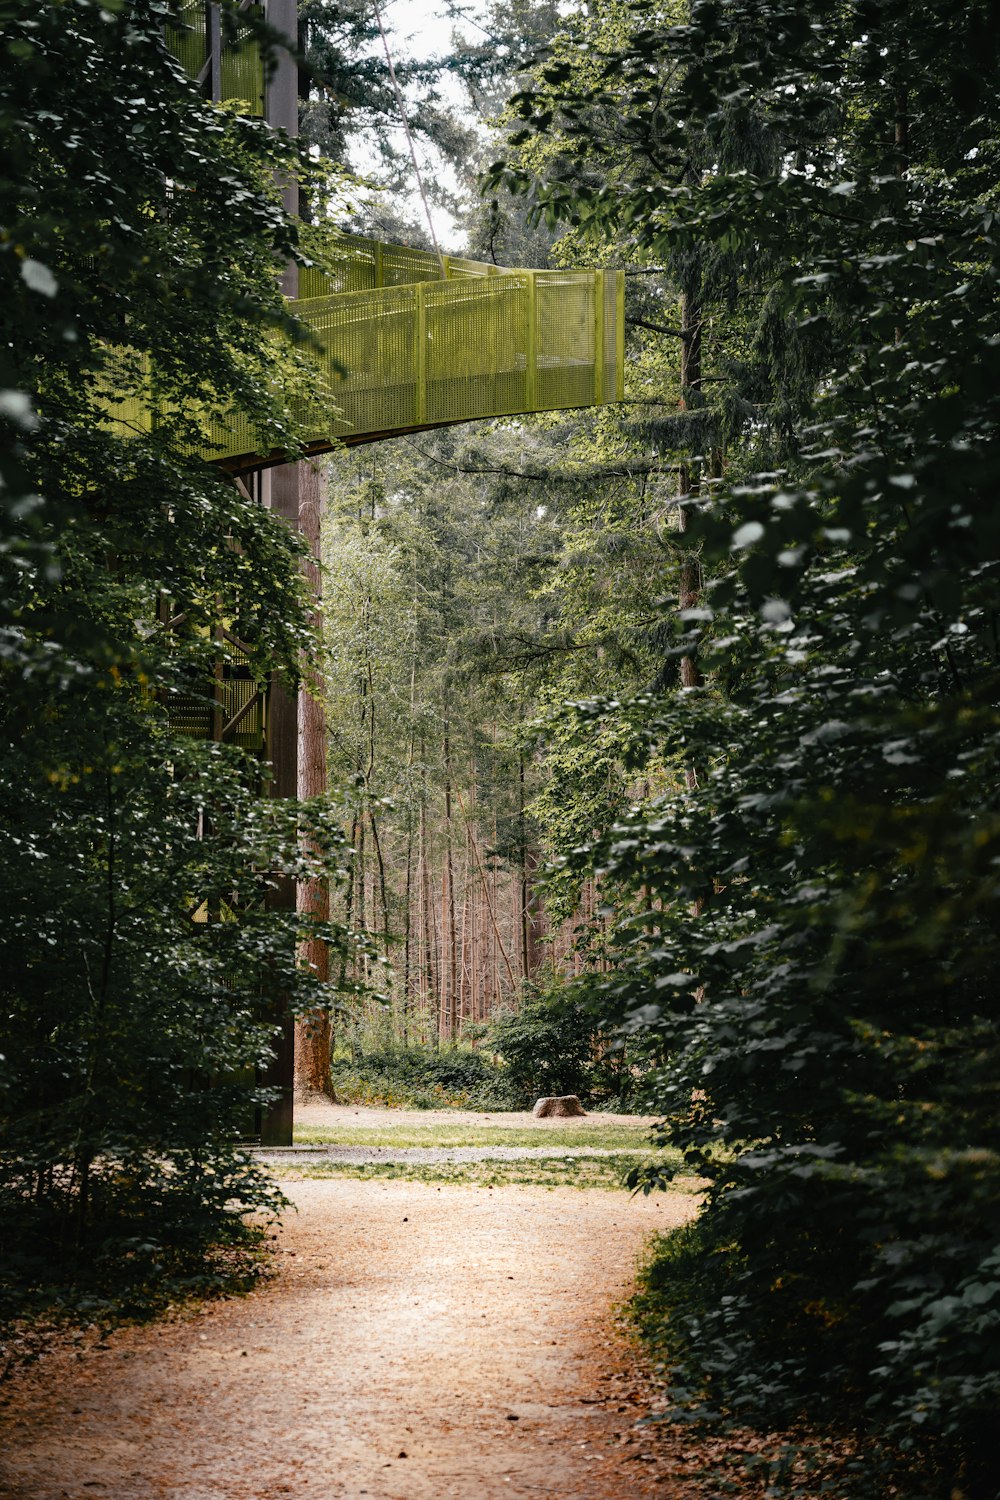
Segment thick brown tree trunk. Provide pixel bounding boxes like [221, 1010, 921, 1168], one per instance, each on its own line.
[443, 730, 458, 1040]
[401, 818, 414, 1045]
[294, 461, 332, 1101]
[259, 463, 299, 1145]
[678, 282, 705, 782]
[518, 754, 544, 981]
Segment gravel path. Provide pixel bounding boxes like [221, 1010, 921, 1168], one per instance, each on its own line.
[0, 1178, 698, 1500]
[254, 1145, 653, 1165]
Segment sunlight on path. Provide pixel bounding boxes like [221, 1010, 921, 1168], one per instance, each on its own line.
[0, 1181, 694, 1500]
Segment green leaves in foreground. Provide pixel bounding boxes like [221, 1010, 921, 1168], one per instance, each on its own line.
[497, 0, 1000, 1493]
[0, 0, 349, 1316]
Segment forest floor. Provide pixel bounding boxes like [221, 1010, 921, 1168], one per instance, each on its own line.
[0, 1105, 758, 1500]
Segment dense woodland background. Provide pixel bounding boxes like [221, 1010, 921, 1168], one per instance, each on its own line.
[3, 0, 1000, 1495]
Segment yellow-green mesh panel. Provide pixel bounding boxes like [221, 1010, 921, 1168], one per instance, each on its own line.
[293, 285, 421, 437]
[168, 0, 207, 81]
[168, 693, 213, 740]
[422, 275, 529, 423]
[298, 240, 378, 299]
[535, 272, 598, 412]
[96, 239, 625, 461]
[221, 672, 265, 751]
[219, 6, 265, 114]
[444, 255, 504, 281]
[298, 237, 508, 301]
[94, 347, 153, 438]
[379, 244, 445, 288]
[167, 1, 264, 116]
[207, 395, 264, 464]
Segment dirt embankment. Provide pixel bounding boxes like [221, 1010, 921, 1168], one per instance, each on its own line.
[0, 1178, 699, 1500]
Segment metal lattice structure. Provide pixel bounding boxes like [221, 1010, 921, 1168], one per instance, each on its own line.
[108, 233, 624, 470]
[219, 243, 624, 467]
[107, 8, 625, 471]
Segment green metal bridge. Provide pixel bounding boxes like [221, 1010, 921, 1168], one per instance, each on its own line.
[153, 3, 625, 470]
[270, 240, 622, 467]
[109, 232, 624, 470]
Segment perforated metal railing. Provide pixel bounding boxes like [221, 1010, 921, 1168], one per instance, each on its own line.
[104, 238, 624, 470]
[204, 246, 624, 469]
[113, 11, 625, 469]
[169, 0, 266, 113]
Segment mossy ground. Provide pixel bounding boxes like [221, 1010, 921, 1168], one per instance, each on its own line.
[274, 1153, 696, 1190]
[281, 1113, 690, 1191]
[292, 1119, 659, 1151]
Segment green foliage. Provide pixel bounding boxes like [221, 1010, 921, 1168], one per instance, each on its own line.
[487, 988, 594, 1103]
[496, 0, 1000, 1492]
[325, 996, 656, 1110]
[298, 0, 476, 225]
[320, 428, 581, 1037]
[0, 700, 358, 1321]
[0, 0, 353, 1321]
[487, 981, 654, 1108]
[329, 1042, 507, 1109]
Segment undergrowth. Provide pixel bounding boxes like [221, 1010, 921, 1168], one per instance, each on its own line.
[329, 1032, 652, 1113]
[0, 1153, 286, 1369]
[329, 1043, 521, 1110]
[629, 1221, 959, 1500]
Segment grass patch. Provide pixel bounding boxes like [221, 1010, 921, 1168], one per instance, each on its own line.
[292, 1120, 658, 1151]
[270, 1152, 697, 1191]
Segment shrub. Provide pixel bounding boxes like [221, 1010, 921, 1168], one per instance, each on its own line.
[486, 983, 656, 1109]
[329, 1043, 513, 1109]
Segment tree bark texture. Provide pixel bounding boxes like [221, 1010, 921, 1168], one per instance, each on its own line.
[295, 461, 332, 1100]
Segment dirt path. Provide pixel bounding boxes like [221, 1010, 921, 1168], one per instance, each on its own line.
[0, 1179, 696, 1500]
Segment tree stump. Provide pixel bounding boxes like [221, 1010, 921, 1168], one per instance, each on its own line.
[532, 1095, 586, 1118]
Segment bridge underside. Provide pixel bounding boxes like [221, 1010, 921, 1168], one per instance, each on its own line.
[219, 402, 611, 475]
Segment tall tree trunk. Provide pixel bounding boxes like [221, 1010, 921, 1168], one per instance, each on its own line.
[401, 615, 418, 1043]
[418, 739, 438, 1040]
[517, 754, 543, 982]
[491, 797, 501, 1011]
[458, 830, 470, 1035]
[455, 783, 517, 996]
[524, 845, 544, 979]
[356, 818, 366, 958]
[427, 847, 441, 1046]
[294, 461, 331, 1101]
[402, 817, 414, 1046]
[679, 285, 702, 405]
[443, 730, 458, 1041]
[369, 806, 392, 952]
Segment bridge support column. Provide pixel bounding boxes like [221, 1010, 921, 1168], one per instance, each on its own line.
[256, 0, 301, 1148]
[525, 272, 537, 410]
[414, 282, 427, 426]
[258, 464, 300, 1146]
[294, 461, 332, 1100]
